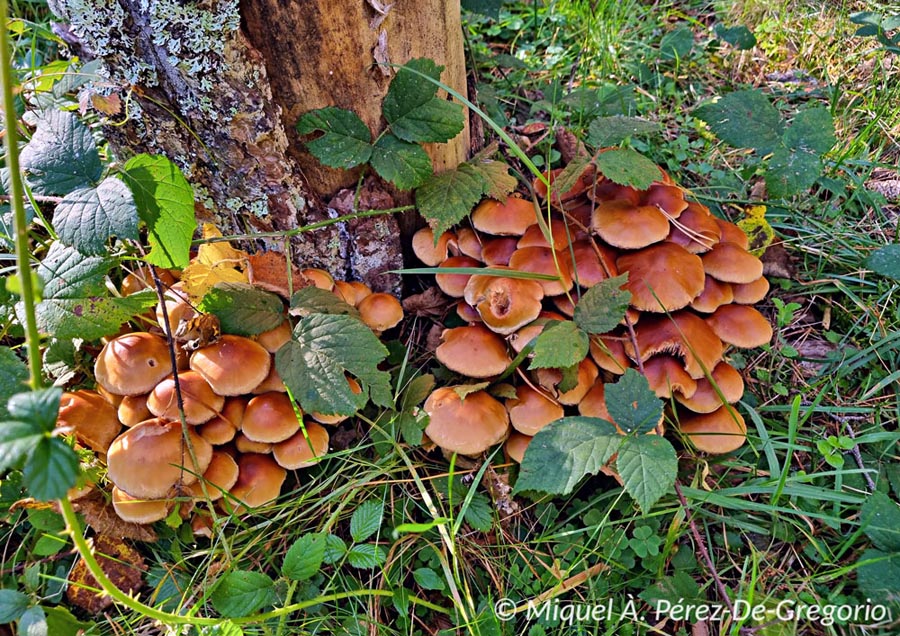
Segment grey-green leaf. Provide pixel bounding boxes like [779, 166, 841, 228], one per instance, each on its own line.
[783, 107, 836, 155]
[573, 274, 631, 334]
[18, 604, 47, 636]
[0, 347, 28, 419]
[529, 321, 589, 370]
[714, 24, 757, 50]
[0, 421, 43, 473]
[0, 589, 30, 623]
[210, 570, 275, 618]
[856, 549, 900, 606]
[350, 500, 384, 543]
[24, 437, 80, 502]
[866, 244, 900, 281]
[383, 58, 443, 121]
[587, 116, 659, 148]
[54, 177, 139, 255]
[289, 286, 359, 318]
[389, 97, 464, 143]
[604, 369, 664, 434]
[765, 146, 821, 198]
[370, 134, 433, 190]
[413, 567, 446, 591]
[659, 25, 694, 60]
[416, 165, 486, 237]
[860, 491, 900, 552]
[298, 107, 373, 169]
[616, 435, 677, 511]
[515, 416, 622, 495]
[322, 534, 348, 564]
[595, 149, 661, 190]
[20, 110, 102, 195]
[282, 533, 328, 581]
[199, 283, 285, 336]
[694, 90, 784, 154]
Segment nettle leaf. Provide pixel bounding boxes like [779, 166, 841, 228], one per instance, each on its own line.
[588, 116, 659, 148]
[297, 107, 373, 169]
[8, 387, 62, 433]
[867, 244, 900, 281]
[275, 313, 392, 416]
[595, 149, 660, 190]
[765, 146, 821, 198]
[54, 177, 139, 255]
[715, 24, 757, 50]
[515, 416, 622, 495]
[122, 154, 196, 269]
[604, 369, 664, 434]
[0, 347, 28, 419]
[322, 534, 348, 564]
[282, 533, 328, 581]
[529, 321, 589, 370]
[413, 567, 445, 591]
[199, 283, 284, 336]
[24, 437, 80, 501]
[210, 570, 275, 618]
[463, 492, 494, 532]
[783, 107, 836, 156]
[350, 500, 384, 543]
[20, 110, 102, 195]
[464, 159, 517, 201]
[573, 274, 631, 334]
[289, 286, 359, 318]
[416, 165, 486, 237]
[616, 435, 677, 511]
[694, 90, 784, 154]
[370, 134, 433, 190]
[856, 549, 900, 606]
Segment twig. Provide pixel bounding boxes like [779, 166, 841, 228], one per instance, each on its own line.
[0, 193, 63, 204]
[842, 420, 877, 492]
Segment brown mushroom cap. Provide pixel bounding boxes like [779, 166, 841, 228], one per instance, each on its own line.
[435, 256, 481, 298]
[58, 390, 122, 453]
[471, 196, 536, 236]
[302, 268, 335, 291]
[456, 300, 482, 323]
[117, 394, 152, 428]
[187, 450, 240, 500]
[617, 243, 706, 312]
[242, 392, 302, 443]
[676, 361, 745, 413]
[517, 220, 571, 251]
[642, 184, 688, 218]
[95, 332, 172, 396]
[578, 381, 614, 423]
[715, 218, 750, 250]
[225, 453, 287, 514]
[508, 247, 574, 296]
[107, 418, 213, 499]
[311, 377, 362, 424]
[679, 406, 747, 454]
[642, 355, 698, 399]
[358, 293, 403, 334]
[412, 227, 455, 266]
[732, 276, 770, 304]
[463, 274, 545, 335]
[198, 397, 246, 445]
[589, 334, 632, 375]
[190, 335, 271, 396]
[155, 285, 195, 337]
[690, 276, 734, 314]
[505, 432, 533, 464]
[591, 200, 670, 249]
[147, 371, 225, 425]
[252, 358, 287, 394]
[451, 227, 483, 261]
[702, 242, 764, 284]
[481, 237, 520, 266]
[589, 179, 642, 205]
[436, 325, 512, 378]
[234, 433, 273, 454]
[626, 312, 725, 379]
[705, 305, 773, 348]
[534, 165, 596, 202]
[255, 320, 292, 353]
[111, 486, 170, 524]
[505, 385, 564, 436]
[568, 241, 617, 288]
[557, 357, 600, 405]
[424, 388, 510, 456]
[273, 422, 330, 469]
[666, 202, 721, 254]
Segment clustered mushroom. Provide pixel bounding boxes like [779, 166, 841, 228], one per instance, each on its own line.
[61, 260, 403, 527]
[414, 161, 772, 461]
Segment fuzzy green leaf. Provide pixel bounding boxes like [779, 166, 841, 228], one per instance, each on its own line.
[54, 177, 139, 255]
[714, 24, 757, 49]
[515, 416, 622, 495]
[322, 534, 348, 564]
[289, 286, 359, 318]
[383, 58, 442, 119]
[856, 549, 900, 606]
[765, 146, 821, 198]
[350, 501, 384, 543]
[24, 437, 80, 502]
[210, 570, 275, 618]
[0, 347, 28, 419]
[595, 149, 660, 190]
[8, 387, 61, 433]
[529, 321, 589, 370]
[694, 90, 784, 153]
[199, 283, 285, 336]
[347, 544, 387, 569]
[860, 491, 900, 552]
[413, 567, 445, 591]
[463, 159, 517, 201]
[416, 165, 486, 237]
[659, 25, 694, 60]
[401, 374, 435, 411]
[370, 134, 433, 190]
[297, 107, 373, 169]
[122, 154, 196, 269]
[20, 110, 102, 195]
[573, 274, 631, 334]
[0, 421, 42, 473]
[388, 98, 464, 144]
[18, 605, 47, 636]
[275, 313, 392, 416]
[0, 589, 30, 623]
[604, 369, 664, 434]
[587, 116, 659, 148]
[616, 435, 677, 511]
[867, 244, 900, 281]
[42, 605, 94, 636]
[783, 107, 836, 155]
[282, 533, 328, 581]
[463, 492, 494, 532]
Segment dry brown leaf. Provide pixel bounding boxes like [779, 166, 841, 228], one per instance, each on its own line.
[373, 30, 391, 77]
[91, 92, 122, 116]
[246, 250, 309, 298]
[402, 286, 449, 317]
[67, 535, 146, 614]
[70, 490, 158, 542]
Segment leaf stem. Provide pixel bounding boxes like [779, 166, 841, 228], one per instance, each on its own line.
[0, 0, 43, 389]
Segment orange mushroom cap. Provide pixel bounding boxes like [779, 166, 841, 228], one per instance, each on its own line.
[435, 256, 480, 298]
[505, 385, 564, 436]
[436, 325, 512, 378]
[424, 388, 510, 456]
[705, 305, 773, 348]
[679, 406, 747, 454]
[225, 453, 287, 514]
[190, 335, 271, 396]
[666, 201, 721, 254]
[242, 392, 302, 444]
[471, 196, 537, 236]
[591, 200, 670, 249]
[412, 227, 455, 266]
[702, 242, 764, 284]
[508, 246, 574, 296]
[358, 293, 404, 334]
[272, 422, 330, 469]
[147, 371, 225, 425]
[617, 243, 706, 313]
[732, 276, 770, 304]
[625, 312, 725, 379]
[676, 361, 745, 413]
[463, 274, 544, 335]
[689, 276, 734, 314]
[95, 332, 172, 396]
[642, 355, 698, 399]
[58, 390, 122, 453]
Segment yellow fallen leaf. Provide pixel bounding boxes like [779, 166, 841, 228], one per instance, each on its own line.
[737, 205, 774, 257]
[180, 261, 248, 302]
[197, 223, 248, 266]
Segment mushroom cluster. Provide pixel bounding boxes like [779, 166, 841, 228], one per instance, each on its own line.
[59, 264, 403, 528]
[414, 163, 772, 460]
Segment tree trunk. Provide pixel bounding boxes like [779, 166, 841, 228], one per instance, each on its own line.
[48, 0, 470, 292]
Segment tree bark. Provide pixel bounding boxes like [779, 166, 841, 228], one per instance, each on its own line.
[48, 0, 470, 292]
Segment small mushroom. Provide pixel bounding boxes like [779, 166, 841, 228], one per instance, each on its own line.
[504, 432, 533, 464]
[617, 243, 706, 313]
[508, 247, 574, 296]
[505, 385, 564, 436]
[676, 361, 745, 414]
[625, 312, 724, 379]
[198, 397, 246, 445]
[95, 332, 172, 396]
[463, 274, 544, 335]
[412, 227, 455, 266]
[679, 406, 746, 454]
[705, 305, 773, 349]
[424, 388, 510, 456]
[272, 422, 330, 469]
[147, 371, 225, 425]
[58, 390, 122, 454]
[436, 325, 512, 378]
[117, 394, 152, 427]
[111, 486, 170, 524]
[255, 320, 292, 353]
[187, 451, 240, 500]
[435, 256, 480, 298]
[358, 293, 403, 335]
[190, 335, 271, 396]
[225, 453, 287, 514]
[241, 392, 302, 444]
[591, 200, 670, 249]
[702, 242, 764, 284]
[471, 196, 536, 236]
[642, 355, 698, 399]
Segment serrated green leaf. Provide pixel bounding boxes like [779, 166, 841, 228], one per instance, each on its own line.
[587, 116, 659, 148]
[856, 549, 900, 607]
[714, 24, 757, 49]
[595, 149, 660, 190]
[398, 411, 427, 446]
[346, 543, 387, 569]
[860, 492, 900, 552]
[42, 605, 94, 636]
[515, 417, 622, 495]
[275, 313, 392, 415]
[20, 110, 102, 195]
[8, 387, 61, 433]
[573, 274, 631, 334]
[36, 293, 154, 341]
[54, 178, 139, 255]
[452, 382, 490, 400]
[783, 107, 836, 155]
[0, 347, 28, 419]
[694, 90, 784, 153]
[765, 146, 821, 198]
[529, 321, 589, 370]
[557, 363, 580, 394]
[604, 369, 664, 434]
[297, 107, 373, 169]
[199, 283, 284, 336]
[462, 159, 517, 201]
[0, 588, 30, 623]
[616, 435, 677, 511]
[867, 244, 900, 281]
[463, 492, 494, 532]
[388, 98, 464, 143]
[122, 154, 196, 269]
[289, 286, 359, 318]
[416, 166, 485, 237]
[322, 534, 348, 564]
[350, 500, 384, 543]
[401, 373, 435, 411]
[413, 567, 446, 591]
[282, 533, 328, 581]
[210, 570, 275, 618]
[370, 134, 433, 190]
[24, 437, 80, 501]
[383, 58, 442, 121]
[18, 604, 47, 636]
[659, 25, 694, 60]
[547, 156, 592, 200]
